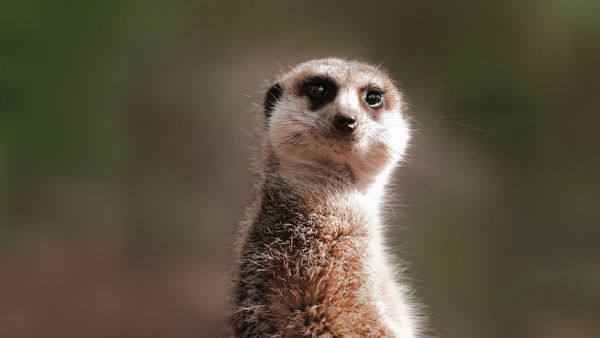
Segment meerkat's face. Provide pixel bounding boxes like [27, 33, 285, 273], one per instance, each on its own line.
[263, 58, 410, 183]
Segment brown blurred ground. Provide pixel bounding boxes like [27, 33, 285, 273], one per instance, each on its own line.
[1, 1, 600, 337]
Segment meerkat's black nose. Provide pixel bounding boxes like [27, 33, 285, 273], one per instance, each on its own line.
[333, 113, 357, 134]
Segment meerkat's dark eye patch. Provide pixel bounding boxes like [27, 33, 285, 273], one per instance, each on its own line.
[264, 83, 283, 121]
[299, 76, 338, 111]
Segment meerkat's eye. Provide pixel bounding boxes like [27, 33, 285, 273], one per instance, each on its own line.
[365, 90, 383, 108]
[309, 84, 327, 98]
[300, 76, 338, 110]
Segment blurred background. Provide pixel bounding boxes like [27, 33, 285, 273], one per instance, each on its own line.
[2, 1, 600, 337]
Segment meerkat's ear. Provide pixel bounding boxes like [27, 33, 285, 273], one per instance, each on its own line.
[263, 83, 283, 122]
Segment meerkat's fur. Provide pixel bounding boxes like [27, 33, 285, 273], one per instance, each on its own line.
[230, 58, 419, 337]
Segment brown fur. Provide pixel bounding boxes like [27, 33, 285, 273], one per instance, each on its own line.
[232, 174, 394, 337]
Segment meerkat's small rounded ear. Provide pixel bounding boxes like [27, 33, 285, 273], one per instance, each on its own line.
[263, 83, 283, 122]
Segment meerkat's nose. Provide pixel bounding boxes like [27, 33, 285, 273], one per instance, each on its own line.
[333, 113, 357, 134]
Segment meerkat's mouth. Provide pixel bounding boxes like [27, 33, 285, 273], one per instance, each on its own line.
[328, 127, 359, 141]
[309, 128, 358, 149]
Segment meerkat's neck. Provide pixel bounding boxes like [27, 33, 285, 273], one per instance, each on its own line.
[264, 157, 397, 216]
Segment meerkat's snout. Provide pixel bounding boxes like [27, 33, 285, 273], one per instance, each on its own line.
[333, 112, 357, 135]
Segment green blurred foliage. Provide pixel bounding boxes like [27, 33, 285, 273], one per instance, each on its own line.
[1, 1, 599, 337]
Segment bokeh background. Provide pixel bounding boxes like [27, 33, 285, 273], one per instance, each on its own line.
[2, 1, 600, 337]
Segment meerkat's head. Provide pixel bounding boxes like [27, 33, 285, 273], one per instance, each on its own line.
[262, 58, 410, 187]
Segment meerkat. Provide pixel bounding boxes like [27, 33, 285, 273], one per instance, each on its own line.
[230, 58, 418, 337]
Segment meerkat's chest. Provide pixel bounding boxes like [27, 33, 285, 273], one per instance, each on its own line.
[248, 207, 372, 272]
